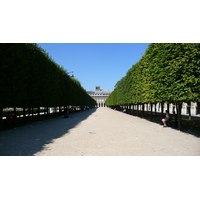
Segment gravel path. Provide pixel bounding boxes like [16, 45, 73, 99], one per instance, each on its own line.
[1, 107, 200, 156]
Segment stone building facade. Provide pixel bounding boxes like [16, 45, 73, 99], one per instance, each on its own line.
[87, 86, 112, 107]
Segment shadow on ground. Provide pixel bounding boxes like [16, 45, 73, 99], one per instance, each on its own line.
[113, 108, 200, 138]
[0, 108, 97, 156]
[126, 112, 200, 138]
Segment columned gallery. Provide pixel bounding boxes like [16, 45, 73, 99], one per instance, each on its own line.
[87, 86, 111, 107]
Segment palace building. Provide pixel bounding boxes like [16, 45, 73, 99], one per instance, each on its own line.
[87, 86, 112, 107]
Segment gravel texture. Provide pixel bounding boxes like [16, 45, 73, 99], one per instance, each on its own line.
[1, 107, 200, 156]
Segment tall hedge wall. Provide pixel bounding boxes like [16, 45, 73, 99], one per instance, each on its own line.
[106, 43, 200, 129]
[106, 43, 200, 106]
[0, 43, 96, 109]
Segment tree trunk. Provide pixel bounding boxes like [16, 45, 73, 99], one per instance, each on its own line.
[177, 103, 182, 130]
[46, 107, 49, 119]
[142, 104, 144, 118]
[28, 107, 31, 116]
[161, 102, 164, 116]
[154, 103, 157, 115]
[59, 106, 61, 113]
[187, 102, 191, 120]
[167, 103, 170, 113]
[31, 107, 34, 116]
[137, 104, 139, 116]
[0, 106, 3, 130]
[23, 107, 26, 124]
[133, 104, 135, 115]
[37, 107, 40, 120]
[197, 102, 200, 115]
[150, 103, 153, 120]
[64, 106, 69, 118]
[172, 104, 176, 114]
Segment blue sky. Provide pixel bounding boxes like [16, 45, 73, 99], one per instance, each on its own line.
[37, 43, 149, 92]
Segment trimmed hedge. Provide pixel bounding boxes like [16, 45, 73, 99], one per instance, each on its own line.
[106, 43, 200, 130]
[0, 43, 96, 109]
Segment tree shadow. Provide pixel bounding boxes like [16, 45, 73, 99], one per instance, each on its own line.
[124, 110, 200, 138]
[0, 108, 97, 156]
[145, 116, 200, 138]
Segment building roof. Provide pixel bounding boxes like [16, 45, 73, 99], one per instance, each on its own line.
[87, 86, 112, 95]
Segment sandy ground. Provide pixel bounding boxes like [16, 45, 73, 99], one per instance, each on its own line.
[0, 107, 200, 156]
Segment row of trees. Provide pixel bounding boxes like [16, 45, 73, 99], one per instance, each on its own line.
[106, 43, 200, 130]
[0, 43, 96, 125]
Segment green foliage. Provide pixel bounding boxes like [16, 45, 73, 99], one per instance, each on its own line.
[106, 43, 200, 106]
[0, 43, 96, 109]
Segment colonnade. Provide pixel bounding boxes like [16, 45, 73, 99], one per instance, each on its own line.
[95, 98, 106, 107]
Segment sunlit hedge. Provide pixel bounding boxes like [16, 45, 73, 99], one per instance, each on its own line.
[106, 43, 200, 106]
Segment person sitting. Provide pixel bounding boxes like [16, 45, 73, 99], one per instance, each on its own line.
[162, 110, 170, 127]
